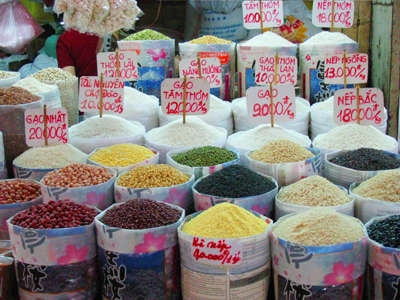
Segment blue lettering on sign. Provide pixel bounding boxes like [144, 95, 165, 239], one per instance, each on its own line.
[284, 242, 313, 269]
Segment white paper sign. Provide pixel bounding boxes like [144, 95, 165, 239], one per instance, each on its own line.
[255, 55, 297, 85]
[312, 0, 354, 28]
[246, 85, 296, 124]
[242, 0, 283, 29]
[79, 76, 124, 114]
[25, 108, 68, 147]
[333, 88, 384, 125]
[97, 51, 138, 80]
[161, 78, 210, 115]
[179, 57, 222, 88]
[191, 236, 243, 266]
[325, 53, 368, 84]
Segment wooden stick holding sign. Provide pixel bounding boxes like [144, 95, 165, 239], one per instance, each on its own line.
[197, 55, 202, 79]
[270, 53, 279, 127]
[343, 50, 347, 88]
[330, 0, 335, 31]
[100, 73, 104, 118]
[115, 49, 121, 78]
[183, 75, 187, 124]
[43, 104, 48, 146]
[259, 0, 264, 33]
[356, 85, 360, 124]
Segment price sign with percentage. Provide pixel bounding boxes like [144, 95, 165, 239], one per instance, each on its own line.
[25, 108, 68, 147]
[246, 85, 296, 125]
[79, 77, 124, 114]
[334, 88, 384, 125]
[161, 78, 210, 115]
[255, 55, 297, 85]
[191, 236, 242, 266]
[324, 53, 368, 84]
[179, 57, 222, 88]
[242, 0, 283, 29]
[312, 0, 354, 28]
[97, 51, 138, 80]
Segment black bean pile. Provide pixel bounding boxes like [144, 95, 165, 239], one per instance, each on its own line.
[329, 148, 400, 171]
[194, 165, 276, 198]
[100, 199, 181, 229]
[367, 215, 400, 248]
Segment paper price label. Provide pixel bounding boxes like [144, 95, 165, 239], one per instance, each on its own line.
[191, 237, 242, 266]
[333, 88, 384, 125]
[25, 108, 68, 147]
[242, 0, 283, 29]
[255, 55, 297, 86]
[325, 53, 368, 84]
[161, 78, 210, 115]
[179, 57, 222, 88]
[79, 76, 124, 114]
[97, 51, 138, 80]
[312, 0, 354, 28]
[246, 85, 296, 125]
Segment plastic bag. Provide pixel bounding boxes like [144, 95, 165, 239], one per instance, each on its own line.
[18, 54, 58, 79]
[188, 0, 242, 14]
[0, 0, 44, 54]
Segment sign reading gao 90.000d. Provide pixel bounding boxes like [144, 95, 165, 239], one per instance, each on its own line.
[161, 78, 210, 115]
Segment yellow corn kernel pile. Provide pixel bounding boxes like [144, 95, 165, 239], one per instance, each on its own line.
[182, 203, 268, 238]
[188, 35, 231, 44]
[89, 144, 155, 167]
[117, 164, 190, 188]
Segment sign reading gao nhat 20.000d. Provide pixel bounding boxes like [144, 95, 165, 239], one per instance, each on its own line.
[255, 55, 297, 85]
[191, 236, 242, 266]
[312, 0, 354, 28]
[97, 51, 138, 80]
[333, 88, 384, 125]
[79, 77, 124, 114]
[246, 85, 296, 125]
[179, 57, 222, 88]
[24, 108, 68, 147]
[242, 0, 283, 29]
[161, 78, 210, 115]
[324, 53, 368, 84]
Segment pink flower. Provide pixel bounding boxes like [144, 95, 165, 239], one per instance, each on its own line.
[164, 187, 185, 208]
[372, 262, 383, 271]
[251, 204, 268, 215]
[323, 262, 355, 285]
[306, 54, 311, 61]
[86, 191, 106, 206]
[135, 233, 166, 253]
[57, 245, 89, 265]
[116, 191, 122, 201]
[147, 49, 166, 62]
[274, 255, 279, 266]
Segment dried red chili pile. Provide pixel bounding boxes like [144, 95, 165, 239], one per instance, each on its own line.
[11, 200, 99, 229]
[0, 179, 41, 204]
[100, 199, 181, 229]
[0, 86, 41, 105]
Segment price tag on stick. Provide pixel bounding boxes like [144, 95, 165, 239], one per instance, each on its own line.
[312, 0, 354, 28]
[242, 0, 283, 29]
[255, 54, 297, 85]
[97, 51, 138, 81]
[161, 78, 210, 116]
[25, 108, 69, 147]
[246, 85, 296, 125]
[333, 88, 384, 126]
[79, 76, 124, 114]
[179, 57, 222, 88]
[324, 52, 368, 85]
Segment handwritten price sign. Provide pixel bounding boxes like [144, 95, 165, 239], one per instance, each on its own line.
[324, 53, 368, 84]
[191, 237, 242, 266]
[161, 78, 210, 115]
[179, 57, 222, 88]
[97, 51, 138, 80]
[255, 55, 297, 85]
[25, 108, 68, 147]
[79, 77, 124, 114]
[312, 0, 354, 28]
[246, 85, 296, 125]
[242, 0, 283, 29]
[334, 88, 384, 125]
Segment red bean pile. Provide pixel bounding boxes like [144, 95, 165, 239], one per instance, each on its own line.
[0, 86, 41, 105]
[0, 180, 41, 204]
[100, 199, 181, 230]
[11, 200, 99, 229]
[41, 163, 113, 188]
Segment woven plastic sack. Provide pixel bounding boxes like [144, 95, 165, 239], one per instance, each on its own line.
[0, 131, 6, 179]
[0, 0, 44, 54]
[0, 71, 20, 87]
[188, 0, 242, 14]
